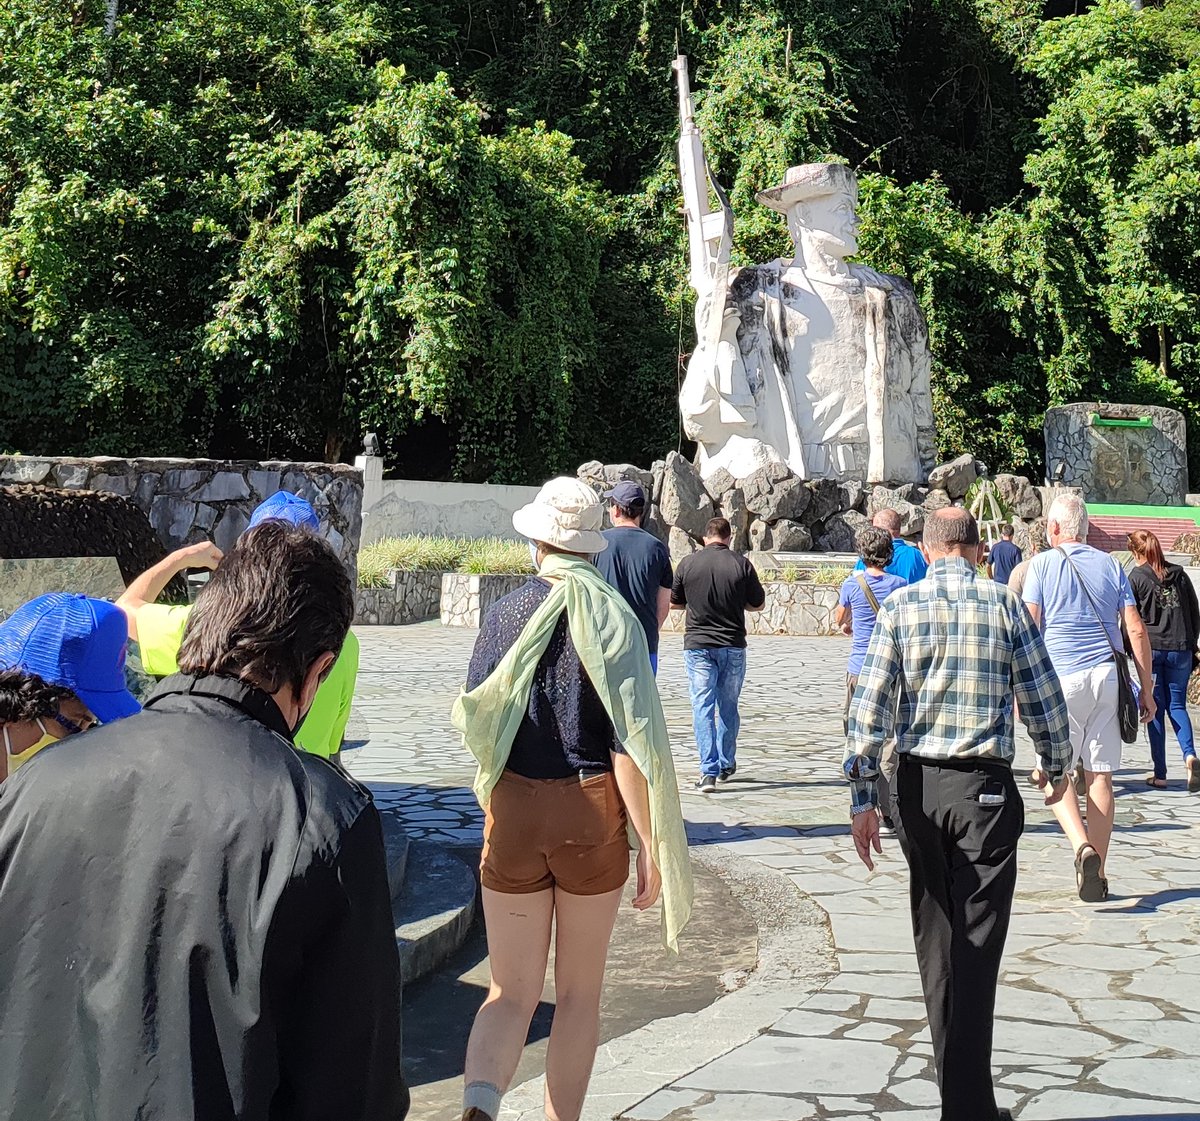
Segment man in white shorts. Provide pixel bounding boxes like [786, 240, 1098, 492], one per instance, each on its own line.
[1023, 493, 1155, 901]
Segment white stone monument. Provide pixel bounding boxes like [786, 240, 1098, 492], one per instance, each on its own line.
[674, 57, 936, 485]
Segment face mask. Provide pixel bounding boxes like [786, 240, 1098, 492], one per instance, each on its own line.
[529, 541, 540, 570]
[3, 718, 58, 773]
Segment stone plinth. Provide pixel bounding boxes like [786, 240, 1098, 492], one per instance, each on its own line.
[355, 571, 443, 625]
[1044, 403, 1187, 505]
[664, 580, 840, 637]
[440, 574, 529, 628]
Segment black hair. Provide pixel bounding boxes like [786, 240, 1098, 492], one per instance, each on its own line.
[0, 668, 77, 724]
[613, 501, 645, 522]
[179, 521, 353, 695]
[705, 516, 732, 540]
[856, 526, 895, 569]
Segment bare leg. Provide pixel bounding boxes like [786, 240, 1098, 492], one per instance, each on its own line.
[464, 887, 555, 1106]
[1085, 771, 1116, 870]
[543, 886, 624, 1121]
[1042, 775, 1090, 854]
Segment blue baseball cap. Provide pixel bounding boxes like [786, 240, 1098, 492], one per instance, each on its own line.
[248, 491, 320, 532]
[0, 594, 140, 724]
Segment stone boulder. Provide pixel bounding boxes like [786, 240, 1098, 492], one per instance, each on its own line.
[739, 463, 810, 523]
[668, 525, 700, 563]
[720, 488, 751, 553]
[994, 474, 1045, 521]
[577, 460, 654, 500]
[840, 479, 868, 514]
[923, 488, 953, 513]
[927, 454, 977, 500]
[659, 452, 715, 540]
[802, 478, 844, 527]
[816, 510, 870, 553]
[867, 486, 926, 535]
[642, 504, 669, 544]
[752, 519, 813, 553]
[702, 467, 736, 504]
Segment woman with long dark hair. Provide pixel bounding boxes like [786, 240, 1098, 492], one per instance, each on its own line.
[1127, 530, 1200, 791]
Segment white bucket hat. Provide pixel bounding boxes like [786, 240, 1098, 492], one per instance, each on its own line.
[512, 477, 608, 555]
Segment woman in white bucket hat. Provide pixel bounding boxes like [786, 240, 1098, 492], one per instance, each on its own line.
[453, 477, 692, 1121]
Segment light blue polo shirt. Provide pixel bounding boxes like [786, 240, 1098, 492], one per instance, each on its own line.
[1023, 543, 1134, 677]
[854, 538, 928, 583]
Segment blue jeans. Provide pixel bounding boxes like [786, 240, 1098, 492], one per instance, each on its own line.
[1149, 648, 1196, 779]
[649, 652, 658, 676]
[684, 647, 747, 777]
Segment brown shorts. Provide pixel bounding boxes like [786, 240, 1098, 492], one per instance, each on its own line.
[481, 770, 630, 896]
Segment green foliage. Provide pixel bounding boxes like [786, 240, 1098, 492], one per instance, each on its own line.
[357, 534, 534, 584]
[4, 0, 1200, 485]
[772, 563, 850, 584]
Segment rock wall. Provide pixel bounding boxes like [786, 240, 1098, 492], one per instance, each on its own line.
[1044, 403, 1188, 505]
[354, 571, 443, 625]
[0, 455, 363, 576]
[662, 580, 841, 636]
[441, 574, 529, 628]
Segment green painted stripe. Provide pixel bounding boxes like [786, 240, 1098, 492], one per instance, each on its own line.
[1086, 502, 1200, 524]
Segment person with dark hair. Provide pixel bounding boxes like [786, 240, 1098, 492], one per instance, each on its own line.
[671, 516, 766, 792]
[0, 522, 408, 1121]
[986, 524, 1023, 586]
[1128, 529, 1200, 791]
[593, 481, 673, 674]
[1007, 518, 1047, 599]
[845, 507, 1073, 1121]
[853, 507, 928, 582]
[454, 477, 690, 1121]
[0, 593, 140, 781]
[836, 526, 908, 834]
[117, 491, 360, 761]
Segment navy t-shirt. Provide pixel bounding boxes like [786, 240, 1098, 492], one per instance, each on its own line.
[593, 526, 673, 654]
[990, 539, 1024, 586]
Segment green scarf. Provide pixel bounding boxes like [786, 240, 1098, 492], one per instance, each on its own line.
[450, 552, 694, 952]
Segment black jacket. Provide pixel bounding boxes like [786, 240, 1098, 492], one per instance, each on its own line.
[0, 674, 408, 1121]
[1129, 562, 1200, 653]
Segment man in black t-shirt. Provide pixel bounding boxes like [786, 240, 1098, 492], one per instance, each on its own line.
[671, 517, 766, 793]
[593, 482, 673, 673]
[986, 524, 1024, 586]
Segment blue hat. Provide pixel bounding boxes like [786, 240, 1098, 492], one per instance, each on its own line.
[248, 491, 320, 532]
[0, 594, 140, 724]
[603, 481, 646, 507]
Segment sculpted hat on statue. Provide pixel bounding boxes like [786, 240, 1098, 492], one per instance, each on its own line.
[754, 162, 857, 213]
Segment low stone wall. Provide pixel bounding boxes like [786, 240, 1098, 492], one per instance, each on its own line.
[362, 476, 540, 545]
[0, 455, 362, 577]
[354, 571, 442, 625]
[441, 574, 528, 627]
[663, 581, 840, 637]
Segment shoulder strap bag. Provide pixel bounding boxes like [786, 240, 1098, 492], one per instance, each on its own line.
[855, 572, 882, 616]
[1055, 547, 1139, 743]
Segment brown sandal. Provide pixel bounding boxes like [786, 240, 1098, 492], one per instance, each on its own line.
[1145, 775, 1168, 789]
[1188, 758, 1200, 794]
[1075, 843, 1105, 903]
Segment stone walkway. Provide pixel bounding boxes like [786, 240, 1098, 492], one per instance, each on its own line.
[348, 623, 1200, 1120]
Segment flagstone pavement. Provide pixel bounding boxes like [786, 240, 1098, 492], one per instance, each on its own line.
[347, 623, 1200, 1121]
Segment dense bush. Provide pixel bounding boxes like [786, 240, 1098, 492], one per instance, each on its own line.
[3, 0, 1199, 483]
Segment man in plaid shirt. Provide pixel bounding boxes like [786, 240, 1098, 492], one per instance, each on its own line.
[844, 507, 1072, 1121]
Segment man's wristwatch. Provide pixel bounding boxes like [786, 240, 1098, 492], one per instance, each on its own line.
[850, 803, 877, 817]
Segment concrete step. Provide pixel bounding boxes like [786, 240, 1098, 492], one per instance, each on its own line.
[382, 827, 410, 899]
[393, 842, 477, 985]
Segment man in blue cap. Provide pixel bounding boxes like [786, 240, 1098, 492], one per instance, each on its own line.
[0, 593, 140, 781]
[117, 491, 359, 761]
[592, 481, 673, 674]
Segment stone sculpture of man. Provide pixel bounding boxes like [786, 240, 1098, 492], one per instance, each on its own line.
[676, 87, 936, 485]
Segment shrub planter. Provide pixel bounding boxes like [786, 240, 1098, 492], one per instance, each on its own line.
[441, 573, 529, 627]
[355, 570, 443, 625]
[662, 580, 840, 637]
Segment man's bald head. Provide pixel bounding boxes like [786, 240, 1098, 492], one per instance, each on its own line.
[922, 507, 982, 563]
[872, 508, 902, 537]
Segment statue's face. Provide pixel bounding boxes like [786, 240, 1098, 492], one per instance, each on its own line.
[789, 189, 859, 261]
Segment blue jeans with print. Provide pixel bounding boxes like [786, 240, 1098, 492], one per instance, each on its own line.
[684, 646, 747, 777]
[1149, 648, 1196, 779]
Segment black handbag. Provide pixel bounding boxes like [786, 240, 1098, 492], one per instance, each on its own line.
[1056, 547, 1140, 744]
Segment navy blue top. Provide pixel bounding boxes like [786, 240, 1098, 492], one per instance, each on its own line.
[466, 578, 624, 779]
[593, 526, 673, 654]
[989, 539, 1024, 586]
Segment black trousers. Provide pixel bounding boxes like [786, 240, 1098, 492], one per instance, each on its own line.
[895, 754, 1023, 1121]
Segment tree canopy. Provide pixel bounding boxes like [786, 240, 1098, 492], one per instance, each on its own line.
[2, 0, 1199, 482]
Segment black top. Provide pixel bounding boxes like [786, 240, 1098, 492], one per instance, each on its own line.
[989, 539, 1023, 586]
[0, 674, 407, 1121]
[467, 578, 625, 778]
[1129, 562, 1200, 652]
[593, 526, 674, 654]
[671, 543, 767, 650]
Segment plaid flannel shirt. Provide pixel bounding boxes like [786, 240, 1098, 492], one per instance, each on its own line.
[843, 556, 1072, 814]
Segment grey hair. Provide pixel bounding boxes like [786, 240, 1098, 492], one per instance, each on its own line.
[1047, 492, 1088, 541]
[924, 508, 980, 550]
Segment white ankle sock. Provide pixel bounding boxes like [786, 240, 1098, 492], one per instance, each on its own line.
[463, 1080, 502, 1120]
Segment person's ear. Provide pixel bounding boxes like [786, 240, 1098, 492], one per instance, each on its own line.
[920, 541, 931, 563]
[295, 651, 336, 726]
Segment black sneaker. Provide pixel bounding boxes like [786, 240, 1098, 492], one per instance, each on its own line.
[718, 765, 737, 783]
[695, 775, 717, 794]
